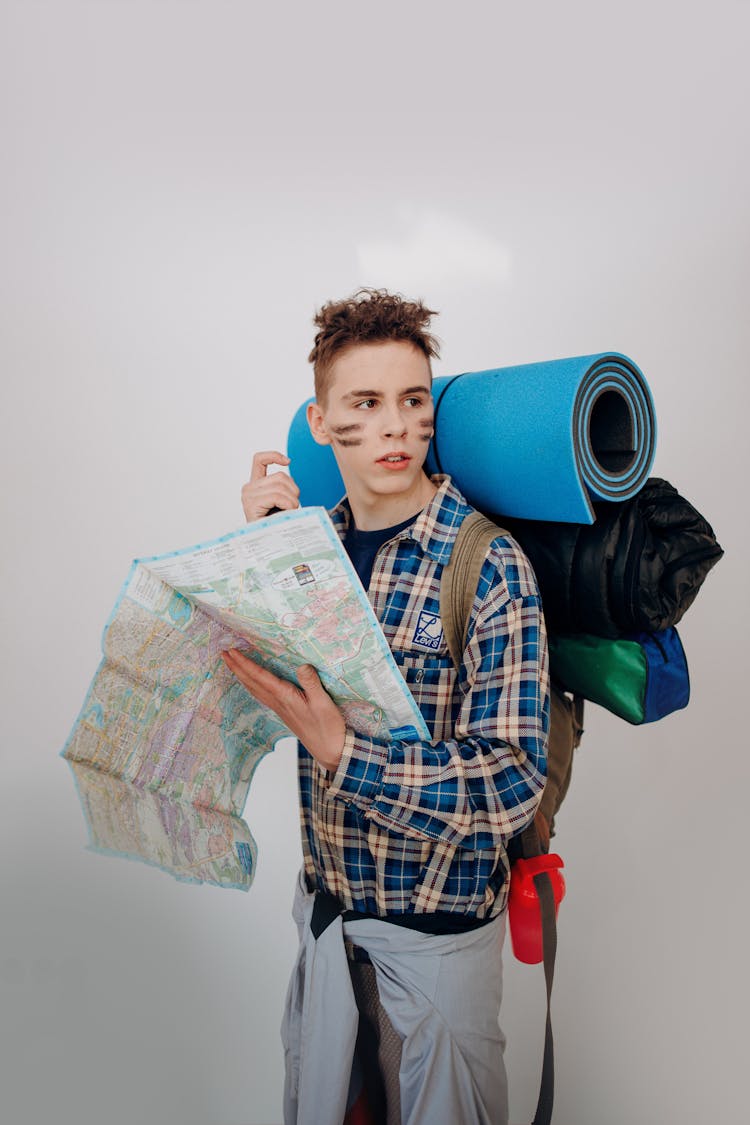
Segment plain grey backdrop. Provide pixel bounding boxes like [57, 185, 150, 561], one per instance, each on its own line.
[1, 2, 747, 1123]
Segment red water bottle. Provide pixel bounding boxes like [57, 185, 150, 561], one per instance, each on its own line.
[508, 854, 566, 964]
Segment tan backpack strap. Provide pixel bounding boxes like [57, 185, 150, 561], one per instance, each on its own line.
[442, 512, 568, 1125]
[440, 511, 507, 671]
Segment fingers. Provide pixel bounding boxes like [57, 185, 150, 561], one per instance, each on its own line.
[250, 451, 290, 481]
[241, 475, 300, 522]
[296, 664, 322, 694]
[241, 453, 300, 522]
[221, 649, 292, 704]
[221, 650, 312, 707]
[222, 651, 346, 770]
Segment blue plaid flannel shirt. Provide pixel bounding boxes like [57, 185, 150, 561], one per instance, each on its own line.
[298, 476, 549, 918]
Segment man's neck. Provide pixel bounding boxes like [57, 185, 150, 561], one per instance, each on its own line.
[346, 473, 439, 531]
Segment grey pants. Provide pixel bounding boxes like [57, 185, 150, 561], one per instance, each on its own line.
[281, 871, 509, 1125]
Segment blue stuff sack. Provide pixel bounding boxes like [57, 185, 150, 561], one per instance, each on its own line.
[548, 627, 690, 724]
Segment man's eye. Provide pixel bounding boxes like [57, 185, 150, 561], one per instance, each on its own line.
[404, 397, 423, 408]
[355, 399, 377, 409]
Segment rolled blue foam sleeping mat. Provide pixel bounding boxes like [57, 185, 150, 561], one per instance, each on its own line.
[286, 352, 657, 523]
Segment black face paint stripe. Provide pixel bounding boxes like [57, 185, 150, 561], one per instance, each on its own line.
[333, 436, 364, 447]
[330, 423, 364, 436]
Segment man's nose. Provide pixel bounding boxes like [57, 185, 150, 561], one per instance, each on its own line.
[381, 404, 408, 438]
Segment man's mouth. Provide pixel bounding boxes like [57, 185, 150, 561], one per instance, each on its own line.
[377, 452, 412, 469]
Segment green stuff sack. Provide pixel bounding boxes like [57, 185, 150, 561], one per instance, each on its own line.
[548, 628, 690, 725]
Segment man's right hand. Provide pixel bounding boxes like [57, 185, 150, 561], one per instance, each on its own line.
[241, 451, 301, 522]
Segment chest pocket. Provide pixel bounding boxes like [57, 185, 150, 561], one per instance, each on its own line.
[390, 649, 458, 740]
[384, 595, 450, 657]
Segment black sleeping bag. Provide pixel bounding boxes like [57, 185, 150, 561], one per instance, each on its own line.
[497, 478, 723, 638]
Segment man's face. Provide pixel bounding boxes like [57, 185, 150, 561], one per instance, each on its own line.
[307, 340, 435, 513]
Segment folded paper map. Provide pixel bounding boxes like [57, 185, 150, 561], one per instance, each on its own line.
[67, 760, 257, 890]
[62, 507, 429, 823]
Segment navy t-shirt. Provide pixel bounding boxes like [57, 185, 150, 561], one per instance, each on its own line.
[343, 514, 416, 589]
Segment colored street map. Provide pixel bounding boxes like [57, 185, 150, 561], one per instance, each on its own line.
[62, 508, 429, 855]
[67, 759, 257, 891]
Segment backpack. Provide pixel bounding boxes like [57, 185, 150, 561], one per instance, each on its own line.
[440, 510, 584, 845]
[440, 510, 581, 1125]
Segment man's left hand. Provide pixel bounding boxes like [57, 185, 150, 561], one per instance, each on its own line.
[221, 650, 346, 772]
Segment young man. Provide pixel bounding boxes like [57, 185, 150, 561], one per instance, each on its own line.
[222, 289, 549, 1125]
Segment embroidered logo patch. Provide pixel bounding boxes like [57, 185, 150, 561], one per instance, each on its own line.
[412, 610, 444, 651]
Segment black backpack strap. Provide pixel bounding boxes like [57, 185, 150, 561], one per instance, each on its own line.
[513, 821, 557, 1125]
[532, 871, 558, 1125]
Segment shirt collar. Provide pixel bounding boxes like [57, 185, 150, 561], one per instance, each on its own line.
[329, 475, 473, 565]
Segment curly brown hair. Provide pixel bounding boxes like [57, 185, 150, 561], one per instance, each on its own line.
[308, 288, 440, 403]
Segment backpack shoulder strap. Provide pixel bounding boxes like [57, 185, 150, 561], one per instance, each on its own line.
[440, 510, 508, 671]
[442, 509, 560, 1125]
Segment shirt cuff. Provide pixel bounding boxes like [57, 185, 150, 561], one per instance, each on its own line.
[326, 727, 388, 809]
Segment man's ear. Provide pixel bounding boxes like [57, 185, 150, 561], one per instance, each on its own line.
[306, 401, 332, 446]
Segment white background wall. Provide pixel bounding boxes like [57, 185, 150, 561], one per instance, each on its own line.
[1, 2, 747, 1123]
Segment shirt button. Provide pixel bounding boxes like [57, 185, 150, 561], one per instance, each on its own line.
[414, 669, 424, 683]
